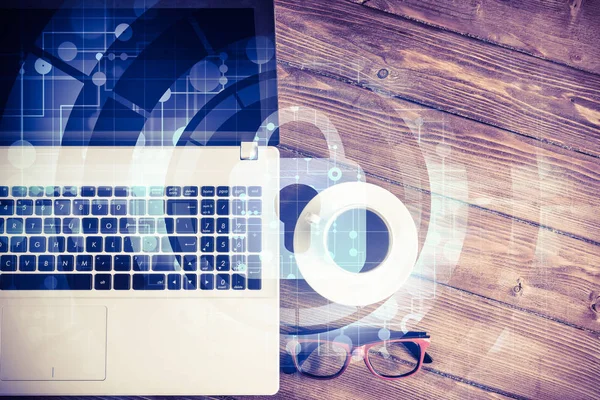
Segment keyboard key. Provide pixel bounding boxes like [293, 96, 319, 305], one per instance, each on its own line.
[162, 236, 197, 253]
[12, 186, 27, 197]
[200, 237, 214, 252]
[216, 255, 229, 271]
[231, 236, 246, 253]
[0, 187, 8, 197]
[48, 236, 65, 253]
[81, 186, 96, 197]
[94, 255, 112, 271]
[92, 200, 109, 216]
[57, 255, 74, 271]
[28, 186, 44, 197]
[54, 199, 71, 216]
[216, 236, 229, 253]
[248, 255, 262, 290]
[157, 218, 174, 234]
[232, 218, 246, 234]
[114, 186, 129, 197]
[232, 199, 245, 216]
[0, 237, 7, 253]
[0, 200, 14, 216]
[0, 220, 3, 234]
[38, 255, 55, 271]
[0, 274, 92, 290]
[201, 186, 215, 196]
[131, 186, 146, 197]
[29, 236, 46, 253]
[183, 186, 199, 197]
[110, 200, 127, 216]
[44, 218, 61, 234]
[200, 255, 214, 271]
[19, 255, 36, 271]
[201, 200, 214, 215]
[248, 186, 262, 197]
[138, 218, 156, 234]
[232, 274, 246, 290]
[25, 218, 42, 234]
[132, 255, 150, 271]
[124, 237, 142, 253]
[129, 200, 146, 216]
[86, 236, 103, 252]
[45, 186, 61, 197]
[232, 186, 246, 197]
[73, 199, 90, 215]
[82, 217, 99, 234]
[183, 255, 197, 271]
[248, 200, 262, 215]
[132, 274, 165, 290]
[176, 218, 197, 234]
[201, 218, 214, 234]
[7, 218, 23, 234]
[63, 218, 80, 234]
[152, 255, 182, 271]
[216, 199, 229, 215]
[216, 218, 229, 234]
[168, 274, 181, 290]
[232, 255, 247, 272]
[217, 186, 230, 197]
[114, 274, 130, 290]
[95, 274, 111, 290]
[166, 186, 181, 197]
[1, 255, 17, 271]
[105, 236, 122, 253]
[114, 255, 131, 271]
[149, 186, 164, 197]
[248, 218, 262, 253]
[67, 236, 84, 253]
[120, 218, 136, 234]
[10, 236, 27, 253]
[76, 255, 93, 271]
[97, 186, 112, 197]
[183, 274, 197, 290]
[147, 200, 165, 216]
[216, 274, 230, 290]
[100, 217, 118, 234]
[167, 200, 198, 216]
[200, 274, 214, 290]
[62, 186, 77, 197]
[16, 199, 34, 216]
[142, 237, 159, 252]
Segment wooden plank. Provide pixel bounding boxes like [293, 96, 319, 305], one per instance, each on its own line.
[273, 0, 600, 157]
[275, 64, 600, 247]
[363, 0, 600, 75]
[277, 278, 600, 400]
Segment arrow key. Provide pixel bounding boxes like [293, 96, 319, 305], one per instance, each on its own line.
[168, 274, 181, 290]
[200, 274, 214, 290]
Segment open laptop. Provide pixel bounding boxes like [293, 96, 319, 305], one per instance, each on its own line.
[0, 0, 280, 395]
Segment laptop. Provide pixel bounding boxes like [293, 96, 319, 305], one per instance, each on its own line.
[0, 0, 280, 395]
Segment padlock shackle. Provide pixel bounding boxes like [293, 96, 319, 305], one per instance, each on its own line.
[257, 106, 346, 159]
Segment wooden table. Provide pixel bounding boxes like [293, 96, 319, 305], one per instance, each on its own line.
[74, 1, 600, 399]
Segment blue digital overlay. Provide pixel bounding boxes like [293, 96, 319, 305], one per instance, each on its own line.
[0, 0, 279, 147]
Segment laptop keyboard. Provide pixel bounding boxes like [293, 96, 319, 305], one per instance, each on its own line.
[0, 185, 263, 291]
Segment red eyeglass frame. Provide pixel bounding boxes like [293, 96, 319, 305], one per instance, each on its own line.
[290, 337, 431, 380]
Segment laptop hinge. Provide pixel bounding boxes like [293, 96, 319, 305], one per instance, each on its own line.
[240, 141, 259, 160]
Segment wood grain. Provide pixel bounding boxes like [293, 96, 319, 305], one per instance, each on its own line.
[274, 0, 600, 157]
[276, 64, 600, 247]
[363, 0, 600, 75]
[276, 277, 600, 400]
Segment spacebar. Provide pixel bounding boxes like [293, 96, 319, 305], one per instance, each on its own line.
[0, 274, 93, 290]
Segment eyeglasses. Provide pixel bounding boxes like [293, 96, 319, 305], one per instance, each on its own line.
[284, 327, 432, 380]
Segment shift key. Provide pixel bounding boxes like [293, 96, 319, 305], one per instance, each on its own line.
[166, 200, 198, 216]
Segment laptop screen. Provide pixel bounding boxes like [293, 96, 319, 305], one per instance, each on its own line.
[0, 0, 279, 147]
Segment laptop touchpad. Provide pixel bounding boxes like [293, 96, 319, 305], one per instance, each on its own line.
[0, 306, 107, 381]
